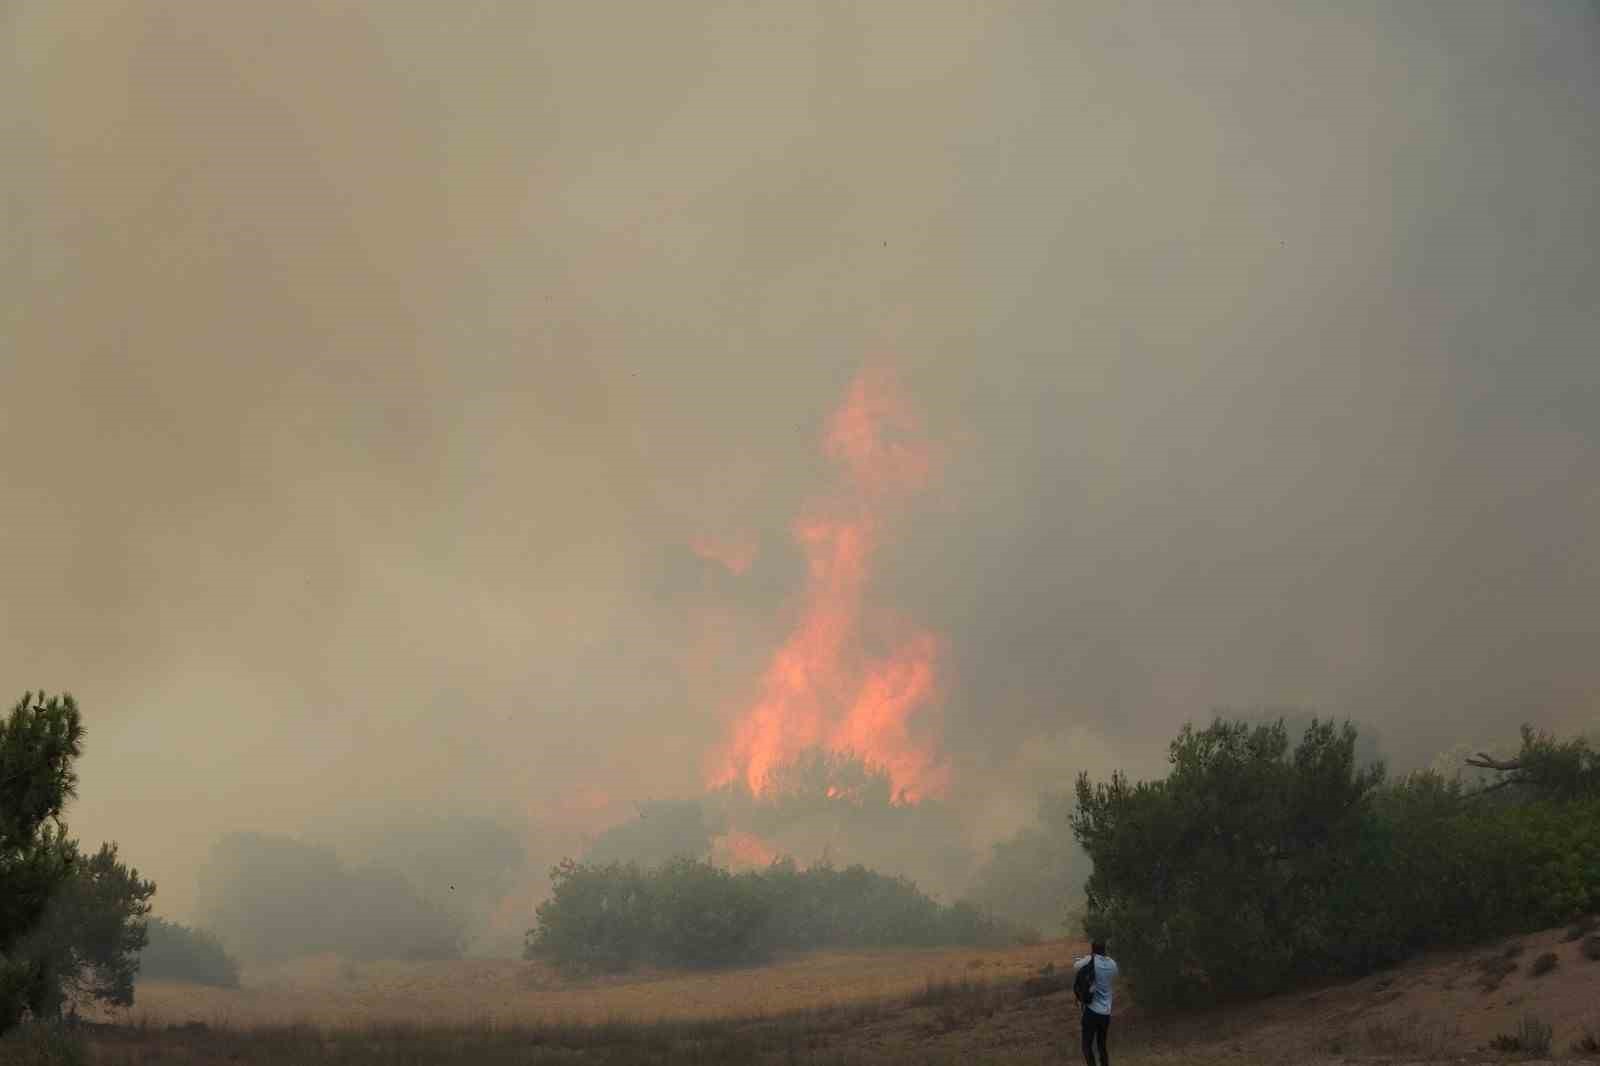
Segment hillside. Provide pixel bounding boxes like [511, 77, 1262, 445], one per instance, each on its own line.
[65, 924, 1600, 1063]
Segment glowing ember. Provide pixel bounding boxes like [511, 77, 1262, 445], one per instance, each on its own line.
[709, 366, 949, 803]
[712, 830, 779, 869]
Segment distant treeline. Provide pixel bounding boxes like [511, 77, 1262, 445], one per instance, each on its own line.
[1075, 718, 1600, 1011]
[198, 832, 465, 963]
[526, 857, 1022, 973]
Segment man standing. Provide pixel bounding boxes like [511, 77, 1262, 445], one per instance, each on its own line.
[1073, 940, 1118, 1066]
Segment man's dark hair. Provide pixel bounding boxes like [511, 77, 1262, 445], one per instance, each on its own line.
[1091, 940, 1106, 955]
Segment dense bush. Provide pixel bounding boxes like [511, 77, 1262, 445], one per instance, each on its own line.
[527, 856, 1016, 973]
[1073, 717, 1600, 1011]
[1369, 776, 1600, 957]
[138, 919, 240, 987]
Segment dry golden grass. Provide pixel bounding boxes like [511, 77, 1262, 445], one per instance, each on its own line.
[56, 924, 1600, 1064]
[121, 940, 1072, 1029]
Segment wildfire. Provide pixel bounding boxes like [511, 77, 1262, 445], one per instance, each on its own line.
[712, 830, 779, 870]
[708, 366, 949, 803]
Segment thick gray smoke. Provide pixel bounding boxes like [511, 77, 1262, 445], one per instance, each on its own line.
[2, 1, 1596, 923]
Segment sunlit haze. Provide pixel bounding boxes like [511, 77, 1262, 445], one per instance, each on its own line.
[3, 1, 1597, 930]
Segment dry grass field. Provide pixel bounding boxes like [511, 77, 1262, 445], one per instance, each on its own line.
[121, 940, 1069, 1029]
[8, 925, 1594, 1064]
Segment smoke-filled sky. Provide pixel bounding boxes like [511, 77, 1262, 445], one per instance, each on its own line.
[3, 1, 1597, 917]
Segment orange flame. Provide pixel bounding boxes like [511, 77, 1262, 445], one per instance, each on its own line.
[709, 366, 948, 803]
[712, 830, 779, 870]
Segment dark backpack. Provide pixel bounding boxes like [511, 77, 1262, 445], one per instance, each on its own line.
[1074, 952, 1098, 1005]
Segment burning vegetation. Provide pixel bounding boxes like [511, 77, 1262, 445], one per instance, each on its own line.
[709, 367, 950, 805]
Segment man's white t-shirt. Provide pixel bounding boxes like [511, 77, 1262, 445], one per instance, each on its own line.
[1073, 954, 1119, 1015]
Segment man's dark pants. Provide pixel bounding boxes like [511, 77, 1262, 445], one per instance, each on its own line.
[1081, 1006, 1110, 1066]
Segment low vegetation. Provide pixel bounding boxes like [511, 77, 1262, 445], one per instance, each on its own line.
[527, 856, 1020, 973]
[1477, 953, 1519, 992]
[0, 1021, 86, 1066]
[1324, 1017, 1460, 1060]
[1489, 1013, 1553, 1055]
[0, 977, 1006, 1066]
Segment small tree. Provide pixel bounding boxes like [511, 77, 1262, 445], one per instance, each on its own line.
[0, 693, 85, 1031]
[0, 693, 156, 1029]
[1072, 717, 1384, 1008]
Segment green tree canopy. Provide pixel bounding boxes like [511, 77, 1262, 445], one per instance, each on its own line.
[1, 693, 155, 1029]
[1465, 725, 1600, 801]
[1071, 717, 1384, 1008]
[1, 693, 85, 1029]
[1074, 717, 1600, 1013]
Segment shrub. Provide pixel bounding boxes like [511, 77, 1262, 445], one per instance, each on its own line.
[1490, 1014, 1552, 1055]
[527, 857, 1016, 974]
[1478, 954, 1518, 991]
[138, 919, 240, 987]
[1363, 1020, 1407, 1055]
[527, 860, 653, 973]
[646, 859, 769, 968]
[1531, 951, 1559, 976]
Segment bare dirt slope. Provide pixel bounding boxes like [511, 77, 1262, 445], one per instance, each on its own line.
[112, 925, 1600, 1063]
[1184, 921, 1600, 1062]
